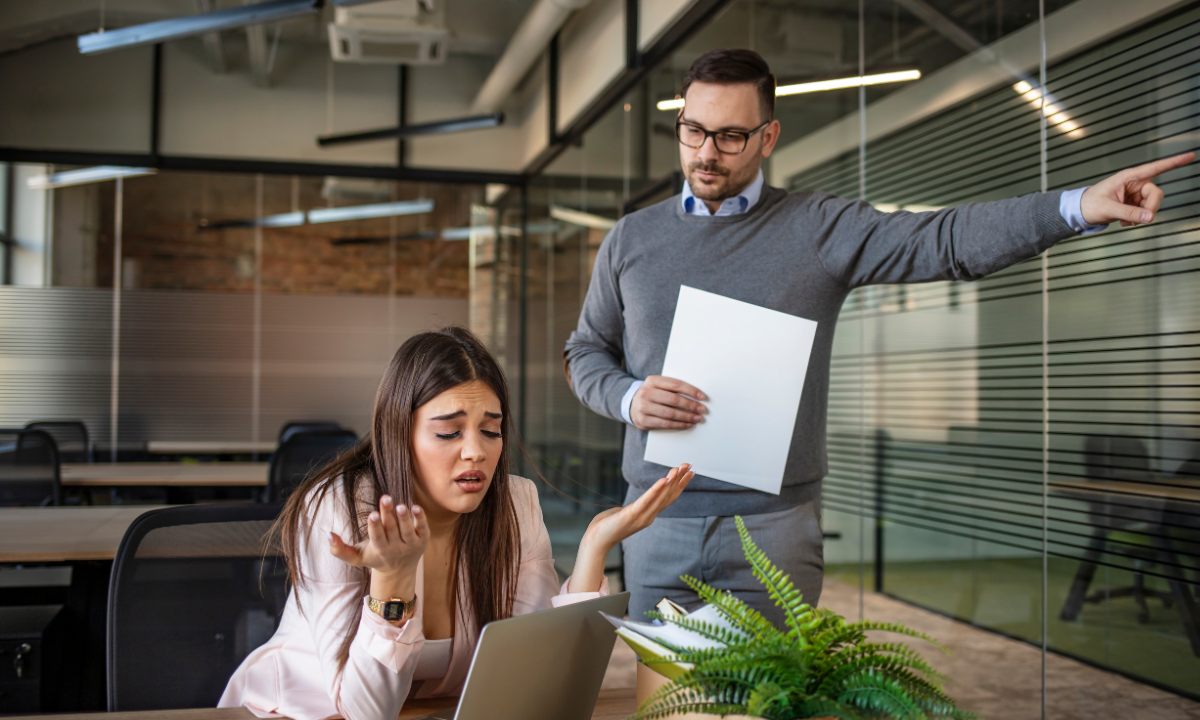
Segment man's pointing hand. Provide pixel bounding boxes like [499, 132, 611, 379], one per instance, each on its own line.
[1081, 152, 1195, 228]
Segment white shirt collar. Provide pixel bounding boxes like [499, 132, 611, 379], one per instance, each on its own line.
[681, 169, 764, 217]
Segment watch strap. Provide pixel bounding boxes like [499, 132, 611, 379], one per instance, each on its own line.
[368, 594, 417, 623]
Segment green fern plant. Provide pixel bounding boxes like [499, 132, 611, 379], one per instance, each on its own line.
[631, 516, 977, 720]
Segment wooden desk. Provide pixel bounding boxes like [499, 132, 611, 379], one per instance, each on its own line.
[61, 462, 269, 488]
[146, 441, 277, 455]
[7, 685, 637, 720]
[1050, 476, 1200, 505]
[0, 506, 170, 562]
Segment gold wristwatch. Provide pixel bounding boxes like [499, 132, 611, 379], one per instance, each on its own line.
[368, 594, 418, 623]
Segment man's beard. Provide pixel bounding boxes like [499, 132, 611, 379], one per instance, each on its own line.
[686, 160, 749, 202]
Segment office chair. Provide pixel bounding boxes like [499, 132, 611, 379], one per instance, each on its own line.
[266, 429, 359, 503]
[106, 503, 287, 711]
[24, 420, 92, 464]
[277, 420, 345, 444]
[0, 429, 61, 507]
[1061, 434, 1171, 624]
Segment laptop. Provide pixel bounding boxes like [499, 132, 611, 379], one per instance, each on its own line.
[417, 591, 631, 720]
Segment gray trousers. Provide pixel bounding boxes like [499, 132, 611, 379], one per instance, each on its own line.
[622, 484, 824, 628]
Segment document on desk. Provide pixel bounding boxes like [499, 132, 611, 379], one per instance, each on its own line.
[643, 286, 817, 495]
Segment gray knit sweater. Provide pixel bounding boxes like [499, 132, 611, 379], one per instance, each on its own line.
[563, 184, 1076, 517]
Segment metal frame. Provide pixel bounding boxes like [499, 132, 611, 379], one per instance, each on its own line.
[317, 112, 504, 147]
[0, 147, 522, 186]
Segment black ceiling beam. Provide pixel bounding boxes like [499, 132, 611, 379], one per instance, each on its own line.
[77, 0, 321, 54]
[0, 147, 523, 186]
[317, 113, 505, 147]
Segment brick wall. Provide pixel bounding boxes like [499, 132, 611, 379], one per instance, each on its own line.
[94, 171, 479, 296]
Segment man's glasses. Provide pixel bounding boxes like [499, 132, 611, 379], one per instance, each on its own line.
[675, 119, 770, 155]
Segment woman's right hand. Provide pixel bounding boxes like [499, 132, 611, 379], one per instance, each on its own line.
[329, 495, 429, 600]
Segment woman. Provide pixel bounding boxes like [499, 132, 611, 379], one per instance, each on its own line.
[219, 327, 693, 720]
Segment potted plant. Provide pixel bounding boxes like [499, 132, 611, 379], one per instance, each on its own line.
[624, 517, 977, 720]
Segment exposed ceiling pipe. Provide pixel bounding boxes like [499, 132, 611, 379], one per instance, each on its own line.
[470, 0, 591, 114]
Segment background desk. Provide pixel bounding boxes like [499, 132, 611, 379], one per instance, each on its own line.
[7, 683, 637, 720]
[1051, 476, 1200, 656]
[146, 441, 276, 455]
[0, 506, 171, 563]
[0, 506, 171, 711]
[61, 463, 268, 488]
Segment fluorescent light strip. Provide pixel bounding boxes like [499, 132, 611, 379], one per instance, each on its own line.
[776, 69, 921, 96]
[78, 0, 320, 54]
[307, 199, 434, 224]
[442, 222, 560, 240]
[26, 166, 156, 190]
[259, 212, 306, 228]
[1013, 81, 1083, 137]
[656, 70, 922, 111]
[549, 205, 616, 231]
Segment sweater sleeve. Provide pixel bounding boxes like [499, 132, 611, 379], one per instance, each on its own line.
[562, 221, 638, 422]
[811, 189, 1078, 288]
[298, 488, 423, 720]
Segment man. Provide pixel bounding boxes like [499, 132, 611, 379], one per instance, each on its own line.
[563, 48, 1193, 624]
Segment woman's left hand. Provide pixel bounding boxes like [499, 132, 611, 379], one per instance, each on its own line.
[567, 463, 694, 593]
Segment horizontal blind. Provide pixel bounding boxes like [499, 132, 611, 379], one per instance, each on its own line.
[789, 4, 1200, 584]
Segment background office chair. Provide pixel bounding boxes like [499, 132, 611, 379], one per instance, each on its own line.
[266, 429, 359, 502]
[1061, 434, 1172, 624]
[106, 503, 287, 711]
[24, 420, 92, 464]
[0, 429, 61, 507]
[278, 420, 346, 444]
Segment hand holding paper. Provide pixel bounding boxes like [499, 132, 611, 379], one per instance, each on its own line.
[643, 286, 818, 495]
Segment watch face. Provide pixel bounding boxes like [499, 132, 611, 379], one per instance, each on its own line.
[383, 602, 404, 622]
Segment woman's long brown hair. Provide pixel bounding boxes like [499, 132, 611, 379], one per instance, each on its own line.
[272, 326, 521, 675]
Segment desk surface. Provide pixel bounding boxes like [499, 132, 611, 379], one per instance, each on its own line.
[61, 462, 269, 487]
[0, 506, 170, 562]
[8, 686, 636, 720]
[1050, 477, 1200, 504]
[146, 441, 277, 455]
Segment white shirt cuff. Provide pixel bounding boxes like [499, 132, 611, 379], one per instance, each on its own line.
[1060, 187, 1108, 235]
[620, 380, 643, 425]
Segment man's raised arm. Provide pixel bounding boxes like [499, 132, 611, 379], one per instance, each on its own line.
[812, 152, 1195, 289]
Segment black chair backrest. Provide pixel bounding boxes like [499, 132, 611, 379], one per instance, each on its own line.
[0, 428, 61, 506]
[1083, 434, 1150, 482]
[107, 503, 287, 711]
[267, 429, 359, 503]
[278, 420, 344, 444]
[24, 420, 91, 463]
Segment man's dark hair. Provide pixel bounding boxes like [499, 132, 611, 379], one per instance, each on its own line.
[681, 48, 776, 123]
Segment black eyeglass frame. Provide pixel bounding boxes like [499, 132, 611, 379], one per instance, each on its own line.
[675, 118, 771, 155]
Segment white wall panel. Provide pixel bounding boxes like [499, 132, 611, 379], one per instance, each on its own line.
[0, 38, 153, 153]
[160, 40, 399, 165]
[558, 0, 624, 133]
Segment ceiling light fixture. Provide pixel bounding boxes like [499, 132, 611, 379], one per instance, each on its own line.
[657, 69, 922, 111]
[78, 0, 321, 54]
[307, 199, 434, 224]
[549, 205, 616, 231]
[26, 166, 157, 189]
[1012, 81, 1083, 137]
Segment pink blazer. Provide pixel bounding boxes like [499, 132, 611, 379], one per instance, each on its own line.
[218, 476, 609, 720]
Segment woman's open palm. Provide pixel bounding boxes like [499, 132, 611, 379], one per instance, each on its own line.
[328, 495, 430, 581]
[583, 463, 694, 550]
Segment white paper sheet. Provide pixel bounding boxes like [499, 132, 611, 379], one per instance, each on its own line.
[643, 286, 818, 495]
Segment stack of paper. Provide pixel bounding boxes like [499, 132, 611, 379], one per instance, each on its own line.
[602, 602, 744, 680]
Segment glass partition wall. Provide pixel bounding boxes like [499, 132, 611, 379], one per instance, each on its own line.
[501, 0, 1200, 712]
[0, 168, 480, 472]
